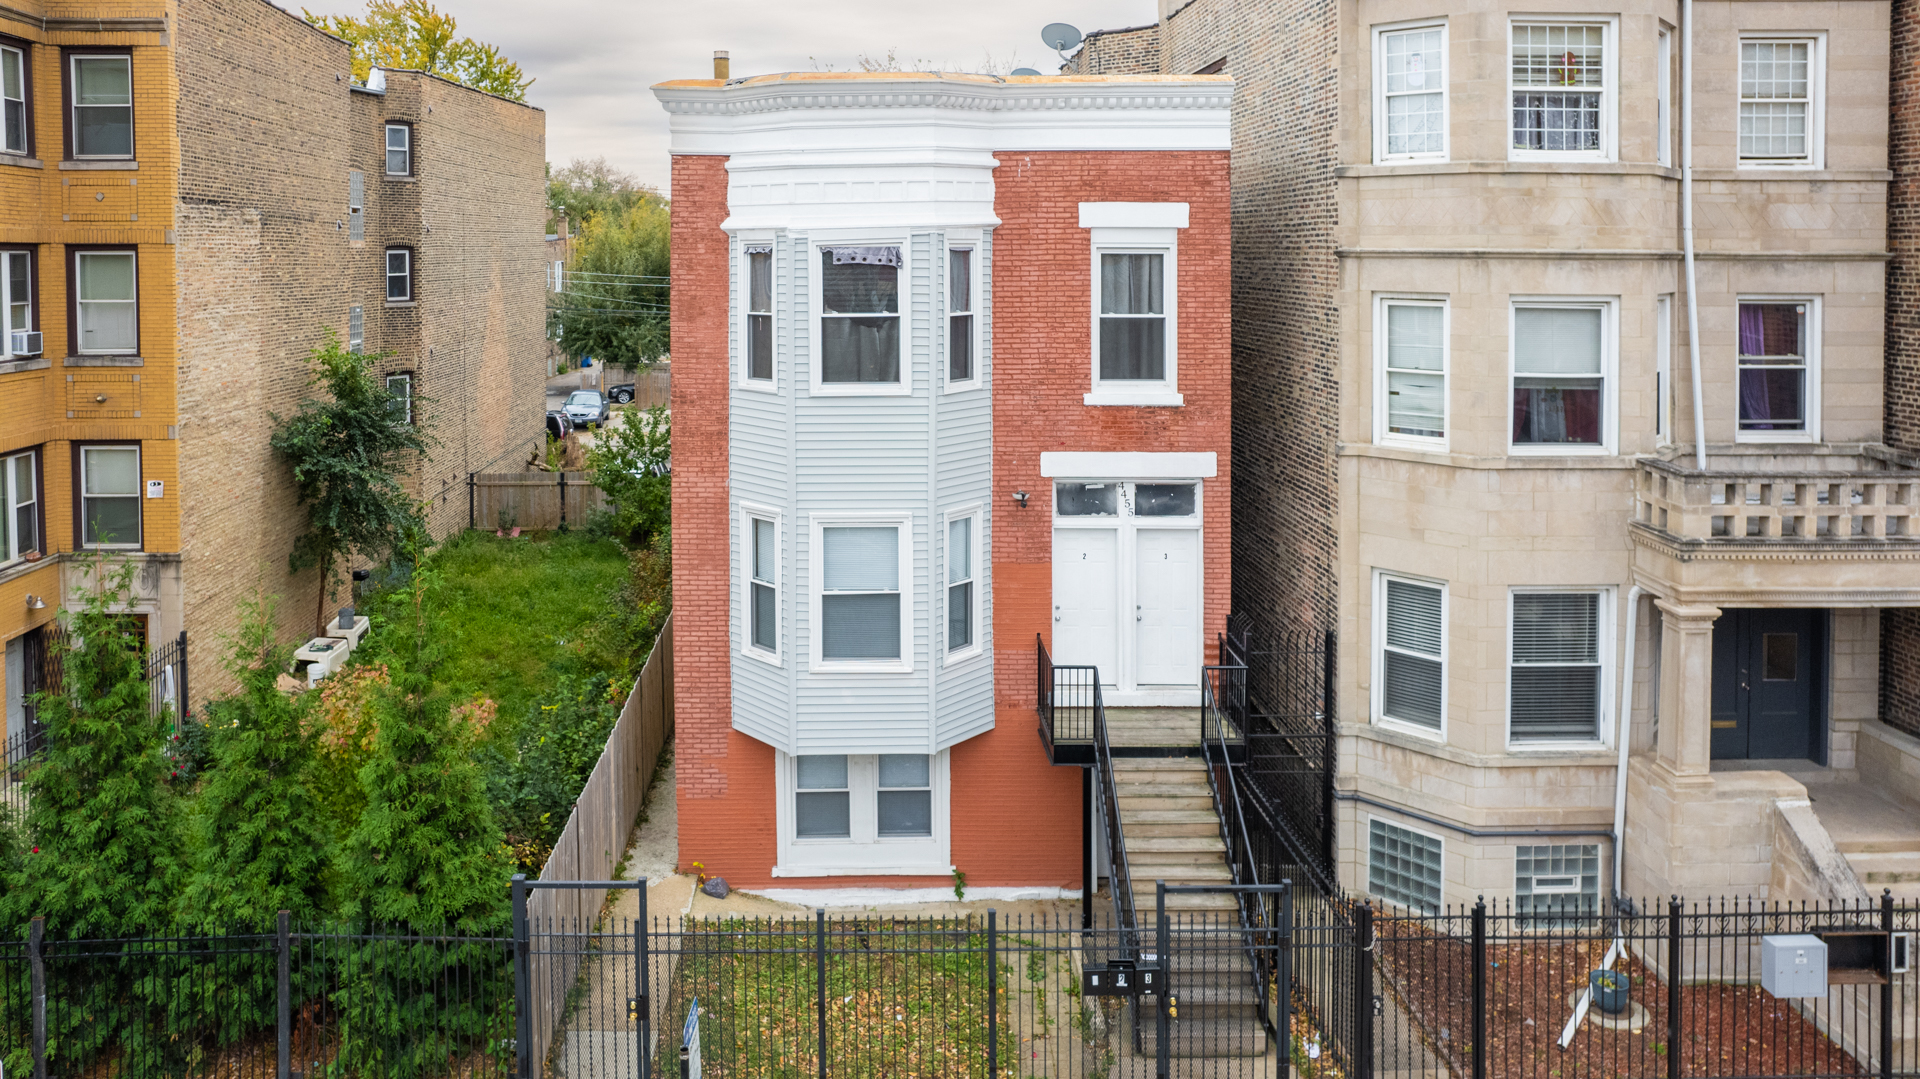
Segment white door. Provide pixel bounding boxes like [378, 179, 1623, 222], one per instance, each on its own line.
[1053, 528, 1119, 679]
[1134, 529, 1199, 687]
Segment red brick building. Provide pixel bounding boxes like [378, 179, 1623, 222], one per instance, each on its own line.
[655, 71, 1232, 895]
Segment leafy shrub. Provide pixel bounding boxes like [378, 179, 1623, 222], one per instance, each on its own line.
[585, 405, 669, 544]
[486, 673, 625, 871]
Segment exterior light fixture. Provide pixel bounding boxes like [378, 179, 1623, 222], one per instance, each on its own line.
[25, 594, 47, 610]
[1012, 490, 1030, 508]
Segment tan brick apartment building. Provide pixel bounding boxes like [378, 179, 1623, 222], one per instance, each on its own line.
[2, 0, 545, 737]
[1078, 0, 1920, 910]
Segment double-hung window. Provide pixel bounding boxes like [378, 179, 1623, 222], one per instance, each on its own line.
[0, 449, 37, 564]
[1098, 252, 1167, 383]
[348, 305, 364, 352]
[1737, 300, 1813, 437]
[385, 123, 411, 175]
[818, 245, 900, 386]
[746, 245, 773, 383]
[74, 250, 137, 354]
[1510, 591, 1606, 743]
[1376, 23, 1447, 161]
[2, 43, 26, 156]
[1377, 297, 1446, 445]
[1510, 22, 1611, 159]
[386, 248, 412, 302]
[877, 755, 933, 837]
[746, 511, 779, 657]
[385, 373, 413, 425]
[2, 249, 34, 357]
[70, 55, 132, 159]
[946, 512, 977, 656]
[948, 247, 975, 384]
[795, 755, 851, 838]
[1740, 39, 1818, 166]
[1511, 302, 1609, 451]
[80, 444, 140, 548]
[818, 522, 904, 667]
[1376, 573, 1445, 733]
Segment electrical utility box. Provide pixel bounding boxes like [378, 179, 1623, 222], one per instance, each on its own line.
[1762, 934, 1828, 998]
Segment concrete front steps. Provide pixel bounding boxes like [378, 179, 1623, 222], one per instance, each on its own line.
[1801, 772, 1920, 901]
[1111, 757, 1269, 1059]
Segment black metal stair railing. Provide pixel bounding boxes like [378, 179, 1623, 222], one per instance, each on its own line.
[1089, 679, 1142, 964]
[1202, 663, 1282, 1034]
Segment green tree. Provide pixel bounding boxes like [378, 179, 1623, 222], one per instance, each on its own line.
[181, 591, 331, 928]
[305, 0, 531, 101]
[270, 331, 430, 634]
[0, 556, 180, 939]
[551, 193, 670, 365]
[547, 156, 656, 233]
[585, 405, 670, 545]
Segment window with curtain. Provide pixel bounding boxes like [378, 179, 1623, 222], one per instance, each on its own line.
[747, 247, 773, 381]
[821, 525, 901, 661]
[750, 515, 777, 654]
[75, 251, 136, 353]
[1099, 252, 1166, 380]
[3, 249, 32, 356]
[1737, 302, 1807, 433]
[2, 45, 25, 155]
[71, 55, 132, 158]
[878, 755, 932, 837]
[949, 248, 973, 382]
[1511, 305, 1604, 447]
[1510, 592, 1602, 742]
[820, 246, 900, 383]
[1380, 25, 1446, 159]
[81, 444, 140, 547]
[1, 449, 37, 564]
[947, 515, 973, 653]
[796, 755, 851, 838]
[1382, 300, 1446, 440]
[1510, 23, 1605, 154]
[1740, 40, 1812, 163]
[1380, 576, 1444, 730]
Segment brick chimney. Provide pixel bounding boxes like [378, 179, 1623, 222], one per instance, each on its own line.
[713, 50, 730, 80]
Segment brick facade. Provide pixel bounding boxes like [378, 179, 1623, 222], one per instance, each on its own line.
[1885, 0, 1920, 735]
[1063, 24, 1161, 75]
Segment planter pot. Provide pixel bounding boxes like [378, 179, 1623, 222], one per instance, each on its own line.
[1591, 969, 1629, 1015]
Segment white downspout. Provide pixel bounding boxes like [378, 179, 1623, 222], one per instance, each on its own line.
[1681, 0, 1707, 470]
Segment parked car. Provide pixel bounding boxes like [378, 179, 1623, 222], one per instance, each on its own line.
[608, 383, 635, 404]
[563, 390, 609, 428]
[545, 410, 573, 441]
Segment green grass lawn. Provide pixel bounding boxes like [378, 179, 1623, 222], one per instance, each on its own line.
[416, 529, 630, 723]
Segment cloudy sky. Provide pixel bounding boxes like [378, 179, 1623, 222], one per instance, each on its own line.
[299, 0, 1156, 191]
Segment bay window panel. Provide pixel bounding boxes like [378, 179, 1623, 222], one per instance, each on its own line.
[1385, 303, 1445, 438]
[1738, 302, 1807, 432]
[72, 56, 132, 158]
[821, 525, 901, 661]
[1381, 578, 1444, 730]
[1382, 27, 1446, 157]
[821, 594, 901, 659]
[1740, 42, 1811, 161]
[76, 252, 137, 353]
[748, 249, 773, 381]
[1511, 25, 1605, 153]
[947, 516, 973, 652]
[750, 516, 777, 653]
[2, 46, 24, 155]
[820, 249, 900, 385]
[81, 445, 140, 546]
[1510, 592, 1602, 741]
[949, 248, 973, 382]
[820, 318, 899, 382]
[1512, 307, 1604, 446]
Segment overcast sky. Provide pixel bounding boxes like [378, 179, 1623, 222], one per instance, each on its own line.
[298, 0, 1156, 191]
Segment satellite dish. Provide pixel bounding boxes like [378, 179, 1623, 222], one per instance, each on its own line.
[1010, 67, 1042, 76]
[1041, 22, 1084, 52]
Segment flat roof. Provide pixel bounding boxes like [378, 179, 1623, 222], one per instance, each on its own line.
[652, 71, 1231, 90]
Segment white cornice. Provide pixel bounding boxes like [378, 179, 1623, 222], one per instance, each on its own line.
[653, 78, 1232, 118]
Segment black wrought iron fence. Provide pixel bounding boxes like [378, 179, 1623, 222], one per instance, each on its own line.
[1036, 632, 1099, 750]
[1222, 617, 1338, 886]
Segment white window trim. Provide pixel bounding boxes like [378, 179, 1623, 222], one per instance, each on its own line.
[69, 54, 133, 161]
[809, 512, 914, 674]
[74, 250, 137, 355]
[1, 44, 25, 157]
[1734, 294, 1821, 443]
[1505, 586, 1614, 751]
[1367, 815, 1446, 913]
[808, 236, 910, 398]
[1656, 294, 1673, 444]
[1, 449, 37, 565]
[740, 501, 783, 666]
[1657, 27, 1673, 168]
[385, 373, 413, 425]
[943, 234, 983, 394]
[1086, 227, 1181, 407]
[942, 503, 984, 666]
[1507, 296, 1619, 456]
[1736, 33, 1826, 170]
[1, 249, 32, 359]
[385, 247, 412, 303]
[1372, 19, 1450, 165]
[1373, 293, 1449, 450]
[1506, 16, 1619, 163]
[1371, 569, 1447, 742]
[384, 123, 411, 176]
[773, 750, 952, 876]
[737, 233, 778, 393]
[79, 443, 140, 549]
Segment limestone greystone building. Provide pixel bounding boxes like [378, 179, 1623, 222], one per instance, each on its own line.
[2, 0, 546, 729]
[1077, 0, 1920, 910]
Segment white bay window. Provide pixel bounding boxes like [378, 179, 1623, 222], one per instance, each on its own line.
[1376, 23, 1447, 161]
[814, 519, 908, 670]
[1509, 591, 1607, 744]
[1376, 573, 1445, 734]
[1510, 21, 1612, 160]
[1377, 297, 1446, 445]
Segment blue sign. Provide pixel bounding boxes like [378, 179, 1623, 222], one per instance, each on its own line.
[680, 999, 701, 1079]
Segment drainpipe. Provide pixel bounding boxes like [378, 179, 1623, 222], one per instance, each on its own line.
[1681, 0, 1708, 470]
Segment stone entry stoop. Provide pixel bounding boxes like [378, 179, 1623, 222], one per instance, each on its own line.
[1802, 773, 1920, 901]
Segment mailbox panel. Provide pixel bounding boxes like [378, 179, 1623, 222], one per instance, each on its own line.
[1761, 934, 1828, 998]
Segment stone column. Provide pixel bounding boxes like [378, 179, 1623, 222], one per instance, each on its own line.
[1655, 599, 1722, 776]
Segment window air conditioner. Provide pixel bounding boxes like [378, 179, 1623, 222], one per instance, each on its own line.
[7, 331, 42, 357]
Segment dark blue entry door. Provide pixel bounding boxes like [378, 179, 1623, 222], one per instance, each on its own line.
[1710, 608, 1824, 761]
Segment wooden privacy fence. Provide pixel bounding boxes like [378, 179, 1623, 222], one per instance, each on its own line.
[613, 364, 669, 409]
[469, 471, 606, 531]
[525, 613, 674, 1073]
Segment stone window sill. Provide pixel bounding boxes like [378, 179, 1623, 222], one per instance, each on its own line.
[385, 300, 416, 308]
[0, 554, 59, 588]
[1084, 390, 1184, 407]
[384, 174, 417, 182]
[0, 155, 44, 170]
[0, 356, 52, 375]
[64, 355, 144, 367]
[60, 159, 139, 170]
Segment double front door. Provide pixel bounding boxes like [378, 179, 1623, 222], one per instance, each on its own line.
[1050, 481, 1202, 700]
[1710, 608, 1825, 762]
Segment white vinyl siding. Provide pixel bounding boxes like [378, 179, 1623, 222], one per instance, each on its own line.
[1509, 591, 1606, 743]
[1377, 574, 1445, 733]
[80, 444, 139, 548]
[1516, 844, 1601, 928]
[1376, 24, 1447, 161]
[1509, 21, 1613, 161]
[1369, 819, 1443, 913]
[1377, 297, 1446, 445]
[1740, 38, 1819, 166]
